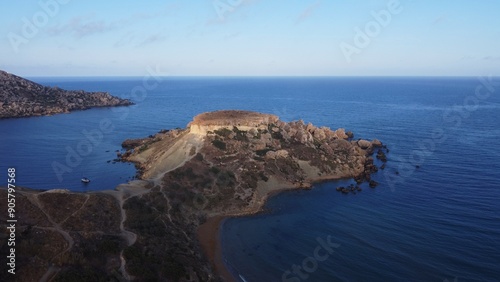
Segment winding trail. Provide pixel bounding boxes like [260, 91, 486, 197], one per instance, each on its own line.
[20, 184, 152, 281]
[101, 132, 204, 280]
[18, 131, 205, 281]
[23, 193, 75, 251]
[22, 192, 75, 281]
[101, 180, 152, 280]
[102, 180, 151, 246]
[59, 194, 90, 225]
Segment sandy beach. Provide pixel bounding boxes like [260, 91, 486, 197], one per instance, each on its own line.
[196, 174, 352, 281]
[196, 178, 305, 279]
[197, 215, 236, 282]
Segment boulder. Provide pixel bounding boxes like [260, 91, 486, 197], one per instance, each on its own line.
[334, 128, 348, 139]
[369, 180, 379, 188]
[372, 139, 383, 147]
[319, 143, 334, 155]
[313, 128, 327, 141]
[357, 139, 372, 150]
[265, 150, 289, 160]
[376, 150, 387, 162]
[275, 150, 289, 158]
[306, 122, 316, 132]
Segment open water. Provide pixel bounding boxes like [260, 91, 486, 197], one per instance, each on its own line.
[1, 77, 498, 281]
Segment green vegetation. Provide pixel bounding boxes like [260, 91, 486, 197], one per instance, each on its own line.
[259, 171, 269, 182]
[123, 244, 184, 281]
[214, 127, 232, 137]
[189, 146, 196, 156]
[54, 266, 114, 282]
[215, 170, 236, 189]
[272, 131, 283, 140]
[232, 126, 249, 141]
[241, 171, 258, 189]
[123, 195, 189, 281]
[170, 166, 197, 180]
[194, 152, 204, 161]
[210, 166, 221, 174]
[253, 156, 265, 161]
[97, 237, 122, 254]
[256, 148, 272, 156]
[138, 144, 149, 152]
[212, 139, 227, 150]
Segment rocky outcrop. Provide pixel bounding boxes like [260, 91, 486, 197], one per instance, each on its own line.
[0, 70, 133, 119]
[112, 111, 386, 280]
[122, 111, 376, 190]
[1, 111, 386, 281]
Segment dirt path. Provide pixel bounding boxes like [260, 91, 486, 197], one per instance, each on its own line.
[23, 193, 75, 254]
[101, 180, 152, 280]
[39, 265, 61, 282]
[102, 180, 151, 245]
[59, 194, 90, 225]
[105, 131, 203, 280]
[22, 192, 75, 281]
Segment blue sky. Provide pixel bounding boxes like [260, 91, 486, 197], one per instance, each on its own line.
[1, 0, 499, 76]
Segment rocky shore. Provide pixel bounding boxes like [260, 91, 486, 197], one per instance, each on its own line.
[0, 70, 133, 119]
[0, 110, 386, 281]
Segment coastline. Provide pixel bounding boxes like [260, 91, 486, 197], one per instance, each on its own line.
[198, 215, 236, 282]
[116, 109, 380, 280]
[197, 182, 299, 282]
[196, 172, 356, 281]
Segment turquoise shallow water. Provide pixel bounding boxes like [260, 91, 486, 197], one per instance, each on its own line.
[1, 77, 499, 281]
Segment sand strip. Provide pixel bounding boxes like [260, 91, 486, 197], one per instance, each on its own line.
[198, 215, 236, 282]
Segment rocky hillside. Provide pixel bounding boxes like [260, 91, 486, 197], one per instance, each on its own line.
[0, 70, 133, 119]
[123, 110, 384, 215]
[0, 110, 388, 281]
[116, 110, 387, 280]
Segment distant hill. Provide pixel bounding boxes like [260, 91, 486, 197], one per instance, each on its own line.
[0, 70, 133, 119]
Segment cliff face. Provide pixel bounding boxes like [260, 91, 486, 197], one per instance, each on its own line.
[0, 70, 133, 119]
[188, 110, 279, 134]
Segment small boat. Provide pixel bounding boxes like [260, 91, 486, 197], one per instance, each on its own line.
[81, 177, 90, 183]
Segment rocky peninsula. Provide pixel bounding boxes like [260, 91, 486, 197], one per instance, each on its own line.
[0, 110, 386, 281]
[0, 70, 133, 119]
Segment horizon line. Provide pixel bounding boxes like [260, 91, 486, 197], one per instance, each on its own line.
[24, 75, 498, 78]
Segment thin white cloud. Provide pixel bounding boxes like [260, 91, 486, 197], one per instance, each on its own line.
[137, 33, 168, 47]
[295, 0, 322, 25]
[483, 56, 500, 61]
[46, 5, 179, 38]
[432, 15, 447, 25]
[46, 16, 114, 38]
[114, 31, 136, 48]
[206, 0, 260, 26]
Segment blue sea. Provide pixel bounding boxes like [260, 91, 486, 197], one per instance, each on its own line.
[1, 77, 499, 281]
